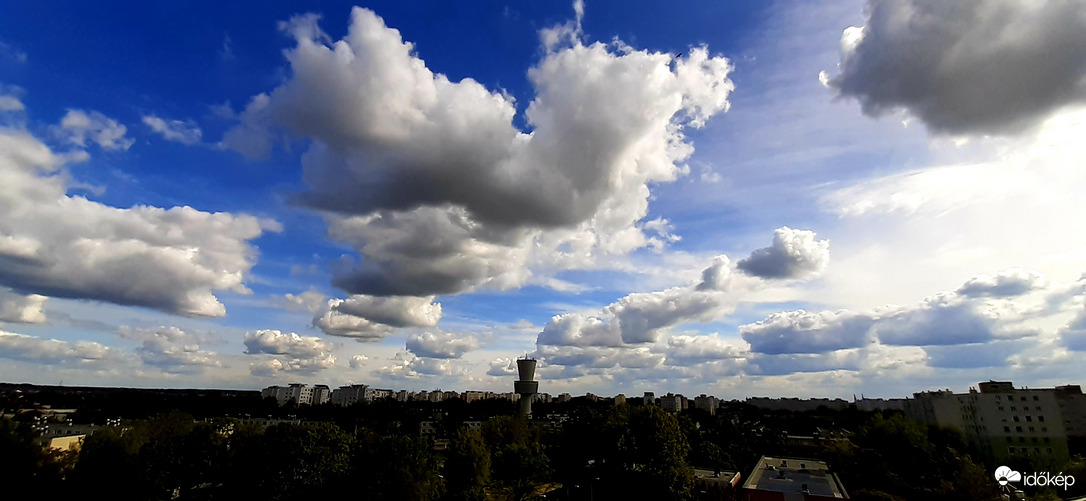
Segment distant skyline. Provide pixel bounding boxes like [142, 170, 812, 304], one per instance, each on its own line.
[1, 0, 1084, 399]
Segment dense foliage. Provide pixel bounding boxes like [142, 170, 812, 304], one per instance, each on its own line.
[3, 390, 1082, 500]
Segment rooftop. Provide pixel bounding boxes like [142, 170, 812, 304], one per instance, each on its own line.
[743, 456, 848, 499]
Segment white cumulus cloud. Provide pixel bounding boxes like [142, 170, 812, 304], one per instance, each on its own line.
[737, 226, 829, 279]
[224, 7, 734, 298]
[58, 109, 134, 150]
[0, 129, 277, 317]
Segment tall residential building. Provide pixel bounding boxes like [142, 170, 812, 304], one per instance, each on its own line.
[660, 393, 684, 412]
[285, 383, 313, 405]
[906, 381, 1077, 464]
[311, 385, 331, 405]
[260, 384, 313, 406]
[694, 394, 719, 415]
[330, 384, 368, 407]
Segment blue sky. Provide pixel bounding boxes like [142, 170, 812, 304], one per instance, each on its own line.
[1, 0, 1085, 398]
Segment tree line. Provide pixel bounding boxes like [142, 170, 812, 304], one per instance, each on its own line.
[3, 397, 1084, 500]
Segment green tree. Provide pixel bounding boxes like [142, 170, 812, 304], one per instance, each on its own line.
[483, 416, 551, 501]
[617, 406, 695, 500]
[353, 429, 444, 501]
[444, 427, 491, 501]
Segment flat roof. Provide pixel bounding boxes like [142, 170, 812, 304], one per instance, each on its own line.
[743, 456, 847, 499]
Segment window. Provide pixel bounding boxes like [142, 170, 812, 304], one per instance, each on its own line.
[1039, 416, 1045, 422]
[1032, 437, 1038, 444]
[1016, 426, 1023, 432]
[1026, 416, 1033, 422]
[1047, 448, 1053, 453]
[999, 406, 1005, 411]
[1021, 397, 1027, 402]
[1044, 437, 1050, 443]
[1014, 416, 1020, 422]
[1011, 406, 1017, 411]
[1009, 447, 1016, 453]
[1033, 396, 1039, 401]
[1029, 426, 1035, 432]
[1004, 426, 1011, 432]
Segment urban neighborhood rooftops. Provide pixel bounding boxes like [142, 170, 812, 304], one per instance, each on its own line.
[742, 456, 849, 499]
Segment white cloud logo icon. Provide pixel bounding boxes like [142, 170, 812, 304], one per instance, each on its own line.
[995, 466, 1022, 486]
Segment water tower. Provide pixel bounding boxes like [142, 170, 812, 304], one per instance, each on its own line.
[514, 357, 538, 417]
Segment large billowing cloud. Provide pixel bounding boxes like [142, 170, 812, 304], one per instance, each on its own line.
[225, 6, 734, 297]
[740, 310, 875, 355]
[824, 0, 1086, 136]
[736, 227, 829, 279]
[0, 129, 277, 317]
[243, 329, 336, 375]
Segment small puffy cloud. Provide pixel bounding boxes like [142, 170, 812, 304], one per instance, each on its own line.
[957, 269, 1045, 298]
[374, 350, 464, 379]
[349, 354, 368, 368]
[737, 227, 829, 279]
[314, 294, 442, 339]
[313, 305, 392, 340]
[243, 329, 331, 358]
[58, 109, 133, 150]
[824, 0, 1086, 136]
[487, 357, 517, 377]
[117, 325, 220, 372]
[250, 356, 337, 377]
[227, 7, 733, 297]
[0, 129, 275, 317]
[142, 115, 202, 145]
[406, 331, 480, 359]
[741, 310, 875, 355]
[332, 294, 441, 327]
[244, 329, 336, 376]
[538, 287, 732, 347]
[695, 255, 734, 291]
[277, 288, 327, 314]
[0, 290, 47, 323]
[0, 329, 121, 364]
